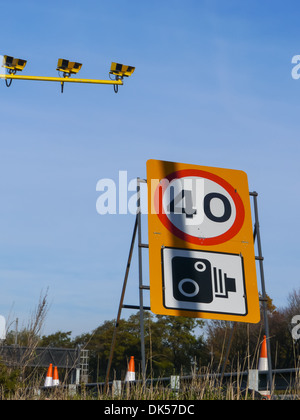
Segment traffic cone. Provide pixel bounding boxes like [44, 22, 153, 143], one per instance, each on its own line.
[258, 335, 268, 371]
[53, 366, 60, 386]
[44, 363, 53, 387]
[258, 336, 271, 399]
[125, 356, 135, 382]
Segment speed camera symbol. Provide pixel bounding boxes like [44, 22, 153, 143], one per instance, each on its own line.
[172, 257, 236, 304]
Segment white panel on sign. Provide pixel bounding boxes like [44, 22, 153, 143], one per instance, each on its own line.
[162, 247, 247, 316]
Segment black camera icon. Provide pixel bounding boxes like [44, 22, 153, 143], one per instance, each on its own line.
[172, 256, 236, 304]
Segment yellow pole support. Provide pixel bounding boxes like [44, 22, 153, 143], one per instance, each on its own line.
[0, 74, 123, 85]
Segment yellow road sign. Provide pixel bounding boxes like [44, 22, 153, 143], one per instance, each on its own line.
[147, 159, 260, 323]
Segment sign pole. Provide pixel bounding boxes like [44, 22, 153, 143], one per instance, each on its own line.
[104, 215, 138, 392]
[105, 178, 148, 390]
[251, 192, 273, 394]
[137, 178, 146, 378]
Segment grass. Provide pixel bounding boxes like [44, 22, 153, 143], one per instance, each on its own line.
[1, 291, 299, 400]
[0, 364, 299, 400]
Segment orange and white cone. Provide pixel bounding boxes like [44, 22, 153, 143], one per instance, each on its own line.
[53, 366, 60, 386]
[44, 363, 53, 387]
[125, 356, 135, 382]
[258, 335, 268, 371]
[258, 335, 271, 399]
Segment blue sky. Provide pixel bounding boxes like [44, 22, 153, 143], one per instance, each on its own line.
[0, 0, 300, 336]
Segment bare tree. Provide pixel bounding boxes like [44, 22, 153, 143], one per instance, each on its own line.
[19, 289, 50, 374]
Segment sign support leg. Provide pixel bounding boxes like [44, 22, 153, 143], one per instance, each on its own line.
[104, 178, 148, 390]
[219, 193, 272, 393]
[104, 215, 138, 392]
[251, 191, 273, 394]
[137, 178, 146, 379]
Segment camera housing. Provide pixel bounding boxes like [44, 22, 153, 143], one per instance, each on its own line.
[57, 59, 82, 75]
[2, 55, 27, 73]
[110, 62, 135, 78]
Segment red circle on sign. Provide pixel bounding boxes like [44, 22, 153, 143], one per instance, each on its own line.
[154, 169, 245, 246]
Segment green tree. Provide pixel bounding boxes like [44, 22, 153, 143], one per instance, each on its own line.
[38, 331, 73, 348]
[206, 294, 276, 372]
[205, 290, 300, 371]
[0, 360, 20, 399]
[76, 312, 207, 382]
[5, 329, 40, 347]
[153, 315, 206, 374]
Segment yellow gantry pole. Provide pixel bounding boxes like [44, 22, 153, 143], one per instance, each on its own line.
[0, 73, 123, 86]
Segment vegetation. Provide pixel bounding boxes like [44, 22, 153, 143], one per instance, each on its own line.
[0, 288, 299, 399]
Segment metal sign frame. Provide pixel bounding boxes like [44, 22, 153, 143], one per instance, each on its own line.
[104, 177, 272, 394]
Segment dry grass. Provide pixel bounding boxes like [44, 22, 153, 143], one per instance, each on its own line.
[1, 291, 299, 400]
[1, 365, 299, 400]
